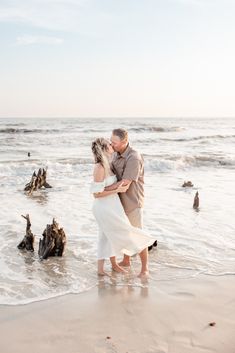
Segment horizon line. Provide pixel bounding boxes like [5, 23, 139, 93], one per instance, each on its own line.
[0, 116, 235, 119]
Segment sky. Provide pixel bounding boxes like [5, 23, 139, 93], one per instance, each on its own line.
[0, 0, 235, 118]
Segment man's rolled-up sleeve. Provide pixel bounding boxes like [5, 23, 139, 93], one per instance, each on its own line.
[122, 158, 141, 182]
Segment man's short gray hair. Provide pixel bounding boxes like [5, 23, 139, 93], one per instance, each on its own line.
[112, 128, 128, 141]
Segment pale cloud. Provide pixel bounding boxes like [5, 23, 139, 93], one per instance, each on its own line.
[0, 1, 84, 31]
[0, 7, 30, 23]
[171, 0, 204, 5]
[0, 0, 112, 35]
[16, 34, 64, 45]
[170, 0, 234, 6]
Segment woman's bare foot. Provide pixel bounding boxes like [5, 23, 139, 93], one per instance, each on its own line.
[112, 264, 128, 273]
[118, 260, 131, 267]
[118, 254, 131, 267]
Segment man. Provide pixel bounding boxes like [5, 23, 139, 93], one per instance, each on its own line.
[108, 128, 151, 276]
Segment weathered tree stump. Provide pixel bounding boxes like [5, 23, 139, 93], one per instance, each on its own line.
[24, 168, 52, 194]
[182, 181, 194, 187]
[17, 214, 35, 252]
[193, 191, 199, 209]
[38, 219, 66, 260]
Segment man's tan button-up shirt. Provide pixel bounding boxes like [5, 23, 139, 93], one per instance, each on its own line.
[111, 144, 144, 215]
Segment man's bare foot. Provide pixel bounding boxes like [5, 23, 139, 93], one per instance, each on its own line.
[137, 270, 149, 278]
[118, 260, 131, 267]
[112, 264, 128, 273]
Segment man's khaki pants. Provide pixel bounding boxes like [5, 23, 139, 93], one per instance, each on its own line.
[127, 208, 143, 229]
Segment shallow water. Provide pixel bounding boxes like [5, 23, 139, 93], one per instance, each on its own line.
[0, 117, 235, 305]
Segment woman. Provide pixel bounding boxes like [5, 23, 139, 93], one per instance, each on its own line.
[90, 137, 155, 276]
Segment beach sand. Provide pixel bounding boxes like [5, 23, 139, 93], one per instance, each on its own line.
[0, 274, 234, 353]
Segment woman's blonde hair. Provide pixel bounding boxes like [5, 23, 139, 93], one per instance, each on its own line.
[91, 138, 111, 176]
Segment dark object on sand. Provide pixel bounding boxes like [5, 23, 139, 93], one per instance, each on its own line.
[28, 152, 30, 157]
[17, 214, 35, 252]
[148, 240, 158, 251]
[209, 322, 216, 327]
[24, 168, 52, 194]
[38, 218, 66, 260]
[193, 191, 199, 209]
[182, 181, 194, 187]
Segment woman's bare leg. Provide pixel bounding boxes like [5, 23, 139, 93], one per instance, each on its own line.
[137, 248, 149, 277]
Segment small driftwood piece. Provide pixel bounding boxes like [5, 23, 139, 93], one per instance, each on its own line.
[182, 181, 194, 187]
[38, 218, 66, 260]
[17, 214, 35, 252]
[193, 191, 199, 209]
[24, 168, 52, 194]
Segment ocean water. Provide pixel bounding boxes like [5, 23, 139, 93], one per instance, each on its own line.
[0, 117, 234, 305]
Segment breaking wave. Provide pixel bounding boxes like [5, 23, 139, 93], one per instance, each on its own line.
[160, 134, 235, 142]
[129, 126, 185, 133]
[0, 128, 61, 134]
[144, 154, 235, 171]
[0, 154, 234, 179]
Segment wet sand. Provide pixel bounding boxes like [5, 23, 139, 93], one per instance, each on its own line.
[0, 274, 234, 353]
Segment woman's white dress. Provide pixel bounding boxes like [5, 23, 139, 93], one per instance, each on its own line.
[91, 175, 155, 259]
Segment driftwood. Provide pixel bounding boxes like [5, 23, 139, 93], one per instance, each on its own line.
[148, 240, 158, 251]
[17, 214, 35, 252]
[38, 219, 66, 260]
[24, 168, 52, 194]
[193, 191, 199, 209]
[182, 181, 194, 187]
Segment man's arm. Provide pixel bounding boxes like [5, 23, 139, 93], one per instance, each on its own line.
[119, 179, 132, 189]
[104, 178, 132, 193]
[94, 183, 128, 198]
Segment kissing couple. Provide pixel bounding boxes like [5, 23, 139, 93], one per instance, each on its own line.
[90, 128, 156, 277]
